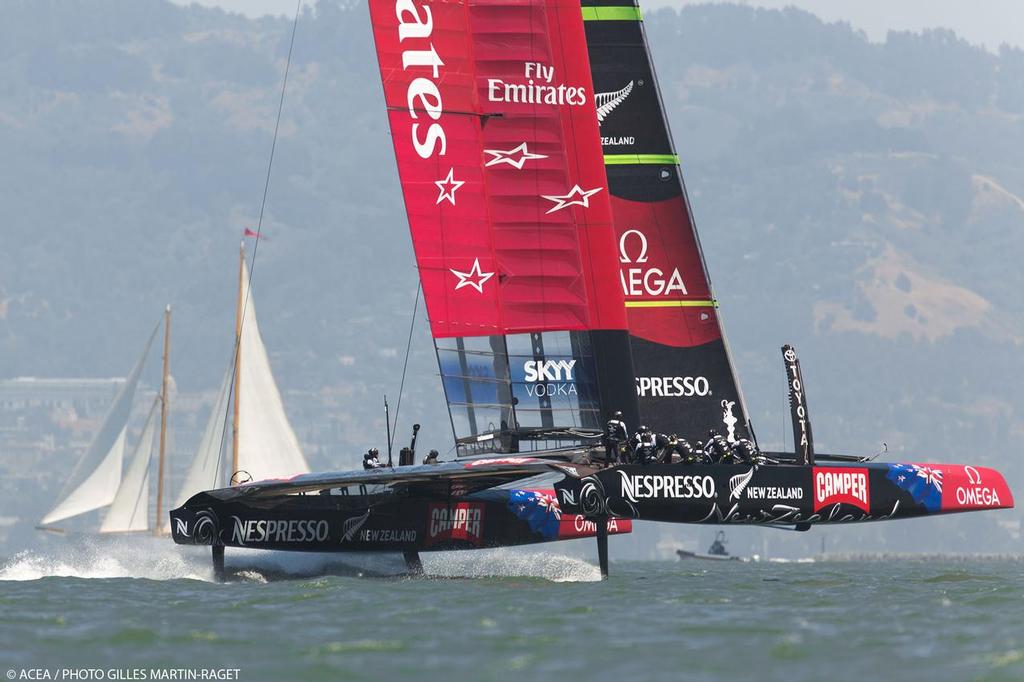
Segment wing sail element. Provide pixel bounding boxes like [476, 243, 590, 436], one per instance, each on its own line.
[582, 0, 752, 444]
[370, 0, 640, 453]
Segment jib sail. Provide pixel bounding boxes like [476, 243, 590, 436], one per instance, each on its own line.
[581, 0, 751, 443]
[369, 0, 638, 454]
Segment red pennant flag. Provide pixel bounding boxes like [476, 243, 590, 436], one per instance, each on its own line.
[243, 228, 268, 240]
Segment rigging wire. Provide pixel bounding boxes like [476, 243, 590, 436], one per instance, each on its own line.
[390, 282, 422, 453]
[217, 0, 303, 480]
[245, 0, 302, 291]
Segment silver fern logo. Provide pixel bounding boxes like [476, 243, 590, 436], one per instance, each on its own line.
[341, 509, 371, 543]
[595, 81, 634, 125]
[729, 468, 754, 500]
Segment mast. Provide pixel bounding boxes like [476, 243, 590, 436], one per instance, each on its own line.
[154, 304, 171, 535]
[232, 242, 244, 479]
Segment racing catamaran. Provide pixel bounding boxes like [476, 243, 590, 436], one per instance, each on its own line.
[170, 0, 1013, 578]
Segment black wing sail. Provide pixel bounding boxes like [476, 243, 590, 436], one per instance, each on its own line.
[581, 0, 752, 444]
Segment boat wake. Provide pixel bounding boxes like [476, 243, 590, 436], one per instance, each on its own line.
[422, 548, 602, 582]
[0, 540, 600, 583]
[0, 537, 210, 582]
[0, 539, 412, 583]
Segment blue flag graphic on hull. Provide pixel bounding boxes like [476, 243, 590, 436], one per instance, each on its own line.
[508, 490, 562, 540]
[887, 463, 944, 513]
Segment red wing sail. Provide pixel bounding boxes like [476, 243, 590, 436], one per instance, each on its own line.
[370, 0, 626, 338]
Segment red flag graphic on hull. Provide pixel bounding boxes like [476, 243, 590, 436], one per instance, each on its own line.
[369, 0, 627, 338]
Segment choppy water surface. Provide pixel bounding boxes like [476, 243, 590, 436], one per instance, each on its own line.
[1, 542, 1021, 682]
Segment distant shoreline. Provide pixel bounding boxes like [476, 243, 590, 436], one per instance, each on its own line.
[817, 552, 1024, 562]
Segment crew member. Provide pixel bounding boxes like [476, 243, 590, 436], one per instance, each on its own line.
[654, 432, 670, 462]
[363, 447, 384, 470]
[603, 410, 629, 465]
[660, 434, 679, 464]
[703, 430, 732, 464]
[664, 435, 702, 464]
[423, 449, 440, 465]
[631, 425, 659, 465]
[730, 438, 760, 465]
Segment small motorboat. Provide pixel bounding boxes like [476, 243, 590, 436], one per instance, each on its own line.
[677, 531, 743, 561]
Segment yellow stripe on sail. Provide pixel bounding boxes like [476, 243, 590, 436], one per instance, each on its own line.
[604, 154, 680, 166]
[624, 300, 718, 309]
[581, 6, 643, 22]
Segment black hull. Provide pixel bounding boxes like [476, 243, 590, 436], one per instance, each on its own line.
[170, 459, 1011, 557]
[169, 469, 631, 554]
[552, 462, 1013, 527]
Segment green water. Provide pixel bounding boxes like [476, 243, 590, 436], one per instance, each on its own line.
[1, 545, 1022, 682]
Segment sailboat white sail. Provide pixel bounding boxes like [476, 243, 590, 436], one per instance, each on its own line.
[236, 259, 310, 480]
[174, 253, 309, 506]
[100, 398, 159, 533]
[40, 324, 159, 526]
[175, 359, 232, 506]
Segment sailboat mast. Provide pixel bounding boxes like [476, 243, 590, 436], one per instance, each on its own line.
[232, 242, 244, 479]
[154, 304, 171, 535]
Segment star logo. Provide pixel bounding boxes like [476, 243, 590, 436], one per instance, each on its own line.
[483, 143, 547, 169]
[449, 258, 494, 294]
[541, 184, 603, 214]
[434, 168, 465, 206]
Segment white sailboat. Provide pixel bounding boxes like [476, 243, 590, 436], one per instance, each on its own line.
[175, 243, 309, 506]
[41, 242, 308, 532]
[39, 306, 174, 535]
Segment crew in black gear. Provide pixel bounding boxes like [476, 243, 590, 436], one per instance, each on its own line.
[703, 430, 732, 464]
[660, 434, 679, 464]
[631, 425, 659, 465]
[665, 435, 704, 464]
[363, 447, 383, 470]
[654, 432, 670, 463]
[423, 449, 440, 465]
[603, 410, 629, 465]
[730, 438, 759, 465]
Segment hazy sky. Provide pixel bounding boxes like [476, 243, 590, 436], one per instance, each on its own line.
[171, 0, 1023, 51]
